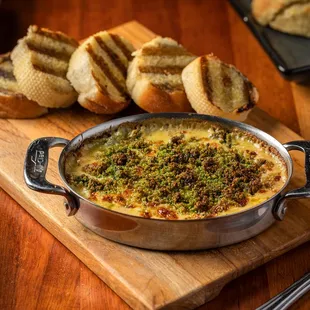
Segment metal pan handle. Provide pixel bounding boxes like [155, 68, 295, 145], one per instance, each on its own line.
[273, 141, 310, 220]
[24, 137, 78, 216]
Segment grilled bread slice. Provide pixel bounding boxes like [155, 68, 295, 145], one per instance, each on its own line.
[252, 0, 310, 38]
[11, 25, 78, 108]
[182, 55, 259, 121]
[126, 37, 196, 113]
[67, 31, 135, 114]
[0, 53, 48, 118]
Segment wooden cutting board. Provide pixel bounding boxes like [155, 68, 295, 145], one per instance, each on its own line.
[1, 21, 310, 310]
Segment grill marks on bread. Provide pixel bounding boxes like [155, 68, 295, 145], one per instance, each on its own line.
[0, 68, 15, 81]
[85, 32, 134, 102]
[135, 37, 196, 93]
[26, 41, 72, 62]
[10, 26, 77, 108]
[0, 54, 18, 92]
[26, 26, 78, 81]
[32, 63, 67, 79]
[200, 56, 213, 103]
[200, 55, 256, 113]
[91, 72, 109, 97]
[86, 44, 129, 100]
[0, 54, 15, 80]
[139, 65, 184, 75]
[220, 64, 233, 106]
[110, 33, 133, 61]
[67, 30, 134, 112]
[0, 52, 49, 119]
[32, 26, 79, 47]
[141, 45, 192, 56]
[151, 83, 184, 92]
[94, 35, 127, 77]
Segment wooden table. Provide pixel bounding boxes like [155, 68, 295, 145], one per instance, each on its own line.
[0, 1, 309, 309]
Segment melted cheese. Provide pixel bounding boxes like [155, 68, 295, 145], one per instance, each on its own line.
[65, 121, 287, 220]
[144, 128, 285, 217]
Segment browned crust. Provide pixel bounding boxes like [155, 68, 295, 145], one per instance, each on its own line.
[109, 33, 133, 61]
[236, 100, 255, 113]
[138, 84, 193, 113]
[0, 53, 11, 64]
[139, 65, 184, 75]
[236, 81, 257, 114]
[0, 91, 48, 119]
[79, 94, 130, 114]
[142, 45, 192, 56]
[233, 128, 287, 176]
[26, 41, 72, 62]
[30, 25, 79, 47]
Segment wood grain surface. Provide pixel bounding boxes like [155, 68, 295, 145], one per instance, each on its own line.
[0, 1, 309, 309]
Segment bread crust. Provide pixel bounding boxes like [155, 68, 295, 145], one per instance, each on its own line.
[252, 0, 285, 25]
[67, 31, 133, 114]
[0, 91, 48, 119]
[181, 55, 258, 121]
[11, 35, 78, 108]
[79, 91, 130, 114]
[126, 37, 196, 113]
[270, 3, 310, 37]
[138, 84, 193, 113]
[252, 0, 310, 37]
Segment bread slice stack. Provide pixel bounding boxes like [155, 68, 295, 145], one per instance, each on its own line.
[11, 25, 79, 108]
[182, 54, 259, 121]
[126, 37, 196, 113]
[0, 53, 48, 118]
[0, 24, 259, 121]
[67, 31, 135, 114]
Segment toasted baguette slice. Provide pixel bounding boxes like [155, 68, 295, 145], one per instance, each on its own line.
[0, 53, 48, 119]
[252, 0, 310, 38]
[182, 55, 259, 121]
[126, 37, 196, 113]
[11, 25, 78, 108]
[67, 31, 135, 114]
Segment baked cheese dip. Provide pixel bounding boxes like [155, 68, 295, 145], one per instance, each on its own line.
[65, 119, 287, 220]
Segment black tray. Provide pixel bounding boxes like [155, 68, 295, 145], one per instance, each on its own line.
[229, 0, 310, 84]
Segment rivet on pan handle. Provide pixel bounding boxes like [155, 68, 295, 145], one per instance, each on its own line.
[273, 141, 310, 220]
[24, 137, 78, 216]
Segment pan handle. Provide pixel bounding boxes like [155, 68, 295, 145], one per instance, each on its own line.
[273, 141, 310, 220]
[24, 137, 78, 216]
